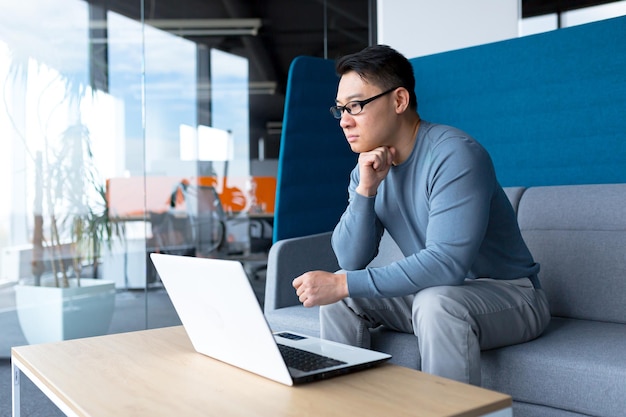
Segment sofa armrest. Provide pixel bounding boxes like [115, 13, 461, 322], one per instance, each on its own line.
[264, 232, 339, 313]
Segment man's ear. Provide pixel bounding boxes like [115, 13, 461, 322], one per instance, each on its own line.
[394, 87, 411, 114]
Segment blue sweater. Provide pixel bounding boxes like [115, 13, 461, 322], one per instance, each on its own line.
[332, 120, 540, 298]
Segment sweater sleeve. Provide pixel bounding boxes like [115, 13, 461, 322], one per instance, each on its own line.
[346, 134, 497, 298]
[331, 166, 385, 270]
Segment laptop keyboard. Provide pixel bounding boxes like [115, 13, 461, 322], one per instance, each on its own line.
[278, 344, 347, 372]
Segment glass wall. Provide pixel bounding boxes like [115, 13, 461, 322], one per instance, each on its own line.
[0, 0, 263, 355]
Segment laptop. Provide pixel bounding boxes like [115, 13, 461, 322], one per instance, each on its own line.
[150, 253, 391, 386]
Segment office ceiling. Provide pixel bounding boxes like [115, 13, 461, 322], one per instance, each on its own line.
[99, 0, 621, 157]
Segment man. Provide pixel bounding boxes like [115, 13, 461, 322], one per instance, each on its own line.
[292, 45, 550, 385]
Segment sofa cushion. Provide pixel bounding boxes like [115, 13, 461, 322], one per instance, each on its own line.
[481, 317, 626, 417]
[265, 305, 321, 337]
[512, 401, 595, 417]
[517, 184, 626, 322]
[370, 328, 420, 369]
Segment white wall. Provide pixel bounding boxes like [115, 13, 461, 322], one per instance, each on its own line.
[377, 0, 519, 58]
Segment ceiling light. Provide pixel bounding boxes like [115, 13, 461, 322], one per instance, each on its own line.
[145, 18, 262, 36]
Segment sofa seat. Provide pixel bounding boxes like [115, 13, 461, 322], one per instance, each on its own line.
[481, 317, 626, 417]
[267, 304, 626, 417]
[266, 305, 321, 337]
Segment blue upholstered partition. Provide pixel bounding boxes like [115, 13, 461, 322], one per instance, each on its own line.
[412, 15, 626, 187]
[274, 16, 626, 241]
[273, 56, 355, 242]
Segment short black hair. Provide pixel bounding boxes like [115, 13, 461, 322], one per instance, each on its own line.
[335, 45, 417, 110]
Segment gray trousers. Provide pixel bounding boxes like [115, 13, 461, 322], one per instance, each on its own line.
[319, 277, 550, 385]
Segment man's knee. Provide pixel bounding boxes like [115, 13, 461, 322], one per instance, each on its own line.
[412, 286, 469, 328]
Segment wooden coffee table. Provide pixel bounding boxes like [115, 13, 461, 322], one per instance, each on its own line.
[12, 326, 512, 417]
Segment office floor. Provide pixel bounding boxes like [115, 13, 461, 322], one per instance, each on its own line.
[0, 268, 266, 417]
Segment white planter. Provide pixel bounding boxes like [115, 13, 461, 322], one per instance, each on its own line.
[101, 238, 149, 289]
[15, 278, 116, 345]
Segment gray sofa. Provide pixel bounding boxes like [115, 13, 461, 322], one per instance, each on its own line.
[264, 183, 626, 417]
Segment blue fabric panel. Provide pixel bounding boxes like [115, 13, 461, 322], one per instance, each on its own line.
[275, 17, 626, 241]
[411, 16, 626, 187]
[273, 56, 356, 241]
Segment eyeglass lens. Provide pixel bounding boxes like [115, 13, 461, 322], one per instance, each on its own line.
[329, 87, 398, 119]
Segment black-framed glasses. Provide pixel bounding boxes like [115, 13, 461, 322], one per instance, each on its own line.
[329, 87, 399, 119]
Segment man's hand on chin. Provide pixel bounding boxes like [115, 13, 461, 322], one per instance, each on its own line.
[356, 146, 396, 197]
[292, 271, 349, 307]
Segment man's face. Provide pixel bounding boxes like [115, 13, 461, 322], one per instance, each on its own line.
[335, 71, 397, 154]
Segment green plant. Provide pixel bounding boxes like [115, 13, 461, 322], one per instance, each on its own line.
[5, 52, 122, 287]
[54, 124, 123, 286]
[31, 122, 124, 288]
